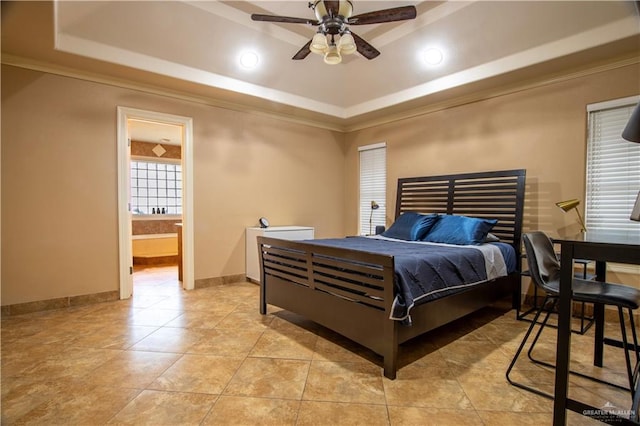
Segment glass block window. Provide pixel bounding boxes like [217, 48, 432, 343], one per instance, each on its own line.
[131, 160, 182, 215]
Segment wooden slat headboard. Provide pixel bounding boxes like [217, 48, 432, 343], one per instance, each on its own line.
[395, 169, 526, 252]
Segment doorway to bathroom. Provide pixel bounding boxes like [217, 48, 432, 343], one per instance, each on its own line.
[117, 107, 194, 299]
[130, 120, 183, 296]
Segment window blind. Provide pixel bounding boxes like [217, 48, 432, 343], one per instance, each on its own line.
[359, 143, 386, 235]
[585, 101, 640, 235]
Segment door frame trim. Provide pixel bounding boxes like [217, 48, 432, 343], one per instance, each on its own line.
[116, 107, 195, 298]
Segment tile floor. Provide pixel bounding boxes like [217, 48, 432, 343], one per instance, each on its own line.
[1, 265, 636, 425]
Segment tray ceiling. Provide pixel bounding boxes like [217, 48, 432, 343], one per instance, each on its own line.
[2, 1, 640, 130]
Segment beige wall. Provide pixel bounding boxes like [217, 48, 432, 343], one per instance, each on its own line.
[2, 62, 639, 306]
[1, 65, 346, 305]
[344, 63, 640, 236]
[344, 62, 640, 289]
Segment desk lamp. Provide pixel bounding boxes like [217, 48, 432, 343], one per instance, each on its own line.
[556, 199, 587, 232]
[622, 102, 640, 221]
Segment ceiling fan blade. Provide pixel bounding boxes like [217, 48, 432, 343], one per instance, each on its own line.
[349, 6, 417, 25]
[251, 14, 316, 25]
[292, 40, 312, 60]
[351, 32, 380, 60]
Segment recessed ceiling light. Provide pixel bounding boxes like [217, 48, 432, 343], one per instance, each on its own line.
[423, 47, 444, 66]
[239, 51, 259, 69]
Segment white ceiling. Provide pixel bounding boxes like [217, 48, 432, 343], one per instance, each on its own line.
[2, 1, 640, 133]
[128, 119, 183, 145]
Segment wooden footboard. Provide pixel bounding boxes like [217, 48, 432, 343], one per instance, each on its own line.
[258, 236, 517, 379]
[257, 236, 402, 377]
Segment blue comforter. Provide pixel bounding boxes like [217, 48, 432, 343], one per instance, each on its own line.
[306, 237, 514, 321]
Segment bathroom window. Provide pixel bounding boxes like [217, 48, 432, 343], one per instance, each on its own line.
[131, 160, 182, 215]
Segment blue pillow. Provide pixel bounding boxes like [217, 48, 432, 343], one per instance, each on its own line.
[382, 212, 440, 241]
[423, 214, 498, 245]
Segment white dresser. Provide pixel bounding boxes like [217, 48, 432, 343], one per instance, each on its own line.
[245, 226, 315, 282]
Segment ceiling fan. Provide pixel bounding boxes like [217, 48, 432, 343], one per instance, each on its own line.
[251, 1, 417, 65]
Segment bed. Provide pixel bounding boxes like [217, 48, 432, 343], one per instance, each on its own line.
[257, 169, 526, 379]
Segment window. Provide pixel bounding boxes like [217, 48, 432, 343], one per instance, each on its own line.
[585, 97, 640, 236]
[359, 143, 386, 235]
[131, 160, 182, 215]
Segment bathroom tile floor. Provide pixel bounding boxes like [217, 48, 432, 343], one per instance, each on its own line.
[1, 265, 635, 425]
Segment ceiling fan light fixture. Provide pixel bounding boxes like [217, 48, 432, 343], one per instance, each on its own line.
[324, 45, 342, 65]
[252, 2, 417, 63]
[310, 33, 329, 54]
[338, 32, 356, 55]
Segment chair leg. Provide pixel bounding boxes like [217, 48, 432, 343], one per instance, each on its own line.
[621, 307, 640, 404]
[626, 311, 640, 424]
[631, 315, 640, 424]
[628, 309, 640, 376]
[506, 295, 554, 399]
[517, 283, 540, 321]
[618, 307, 635, 400]
[576, 301, 595, 335]
[527, 305, 633, 394]
[527, 298, 558, 364]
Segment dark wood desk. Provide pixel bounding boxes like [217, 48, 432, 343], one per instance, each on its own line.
[554, 231, 640, 425]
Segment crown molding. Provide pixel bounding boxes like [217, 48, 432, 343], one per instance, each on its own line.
[1, 54, 347, 133]
[3, 53, 639, 134]
[342, 55, 640, 133]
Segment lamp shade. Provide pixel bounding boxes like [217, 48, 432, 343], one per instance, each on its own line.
[324, 45, 341, 65]
[338, 33, 357, 55]
[556, 199, 580, 212]
[622, 102, 640, 143]
[556, 199, 586, 232]
[310, 33, 328, 54]
[371, 200, 379, 210]
[622, 101, 640, 222]
[631, 193, 640, 222]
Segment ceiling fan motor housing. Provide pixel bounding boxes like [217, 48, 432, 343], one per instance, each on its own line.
[312, 0, 353, 34]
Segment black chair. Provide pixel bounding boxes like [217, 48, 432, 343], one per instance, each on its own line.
[506, 231, 640, 401]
